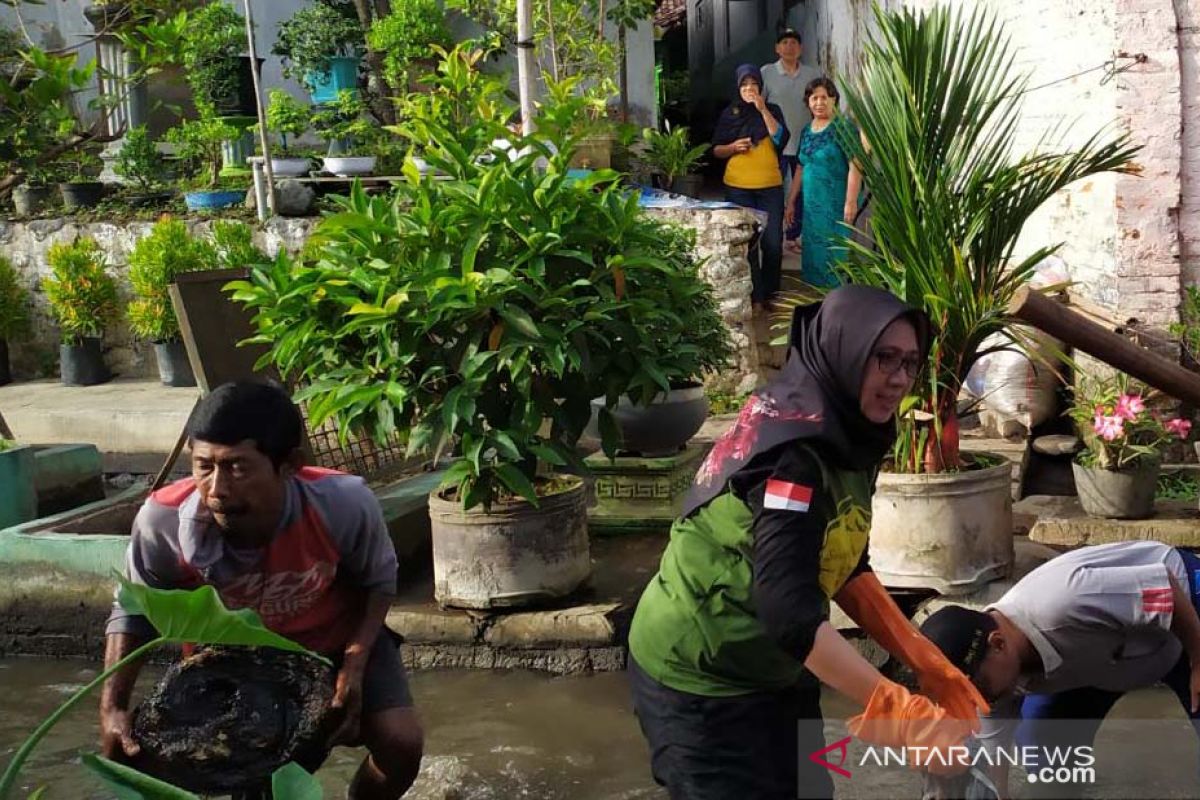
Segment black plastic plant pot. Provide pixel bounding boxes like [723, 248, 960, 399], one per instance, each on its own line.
[0, 338, 11, 386]
[59, 181, 106, 211]
[154, 339, 196, 387]
[213, 56, 264, 117]
[60, 337, 111, 386]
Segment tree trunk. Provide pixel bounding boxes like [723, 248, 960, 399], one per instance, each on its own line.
[351, 0, 397, 125]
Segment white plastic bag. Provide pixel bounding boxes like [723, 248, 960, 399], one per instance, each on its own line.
[963, 257, 1067, 434]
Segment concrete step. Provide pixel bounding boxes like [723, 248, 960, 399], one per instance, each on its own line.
[0, 378, 196, 473]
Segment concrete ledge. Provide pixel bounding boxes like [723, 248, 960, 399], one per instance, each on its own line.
[483, 604, 622, 647]
[0, 378, 197, 472]
[402, 643, 628, 674]
[34, 443, 104, 516]
[1026, 495, 1200, 548]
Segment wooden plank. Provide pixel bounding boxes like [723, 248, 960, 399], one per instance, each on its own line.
[1008, 286, 1200, 405]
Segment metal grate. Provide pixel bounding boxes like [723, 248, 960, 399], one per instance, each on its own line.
[294, 396, 418, 486]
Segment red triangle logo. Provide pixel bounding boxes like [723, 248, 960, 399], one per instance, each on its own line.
[809, 736, 853, 778]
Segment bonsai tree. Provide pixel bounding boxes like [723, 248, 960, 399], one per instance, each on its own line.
[640, 123, 707, 189]
[366, 0, 452, 90]
[179, 2, 246, 114]
[114, 125, 166, 191]
[0, 256, 31, 385]
[41, 238, 120, 345]
[272, 1, 363, 93]
[127, 218, 217, 343]
[164, 113, 239, 190]
[833, 5, 1139, 473]
[310, 89, 378, 156]
[264, 89, 310, 157]
[229, 45, 733, 510]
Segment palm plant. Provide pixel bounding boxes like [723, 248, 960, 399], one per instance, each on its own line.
[835, 4, 1139, 473]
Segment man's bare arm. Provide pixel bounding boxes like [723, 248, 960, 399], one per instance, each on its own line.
[98, 632, 149, 759]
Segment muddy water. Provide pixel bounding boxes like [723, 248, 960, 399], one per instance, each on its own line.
[2, 659, 1200, 799]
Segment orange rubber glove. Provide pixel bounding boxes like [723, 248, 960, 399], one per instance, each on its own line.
[847, 678, 974, 776]
[835, 572, 989, 727]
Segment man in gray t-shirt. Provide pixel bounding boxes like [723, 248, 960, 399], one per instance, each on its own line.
[761, 28, 822, 247]
[922, 541, 1200, 796]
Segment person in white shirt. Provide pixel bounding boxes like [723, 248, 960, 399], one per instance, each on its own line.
[761, 29, 823, 254]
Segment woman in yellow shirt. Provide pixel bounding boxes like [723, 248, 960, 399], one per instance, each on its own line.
[712, 64, 789, 311]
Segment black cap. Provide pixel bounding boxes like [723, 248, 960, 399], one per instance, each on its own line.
[919, 606, 998, 679]
[777, 28, 802, 44]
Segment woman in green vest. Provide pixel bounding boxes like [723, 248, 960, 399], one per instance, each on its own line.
[628, 285, 989, 799]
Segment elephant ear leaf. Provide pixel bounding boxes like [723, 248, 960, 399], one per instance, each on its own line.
[81, 753, 200, 800]
[272, 762, 323, 799]
[115, 575, 328, 664]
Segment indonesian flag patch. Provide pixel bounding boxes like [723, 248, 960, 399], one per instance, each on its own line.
[764, 479, 814, 512]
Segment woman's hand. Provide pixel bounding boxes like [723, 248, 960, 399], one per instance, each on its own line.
[734, 137, 753, 154]
[843, 200, 857, 225]
[784, 205, 796, 229]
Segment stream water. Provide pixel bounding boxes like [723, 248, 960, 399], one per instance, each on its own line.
[3, 659, 1200, 799]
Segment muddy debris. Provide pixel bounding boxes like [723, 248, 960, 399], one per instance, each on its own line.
[131, 646, 335, 793]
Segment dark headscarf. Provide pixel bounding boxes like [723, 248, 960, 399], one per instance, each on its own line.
[711, 64, 788, 147]
[684, 286, 931, 516]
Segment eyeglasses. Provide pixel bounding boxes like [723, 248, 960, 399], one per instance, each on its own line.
[872, 349, 922, 378]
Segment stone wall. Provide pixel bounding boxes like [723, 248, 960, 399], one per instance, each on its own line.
[3, 208, 762, 392]
[1, 216, 314, 381]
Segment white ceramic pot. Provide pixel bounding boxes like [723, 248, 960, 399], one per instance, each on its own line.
[322, 156, 376, 177]
[269, 157, 311, 177]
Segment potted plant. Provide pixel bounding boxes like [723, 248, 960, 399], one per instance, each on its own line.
[0, 255, 31, 385]
[55, 149, 107, 210]
[640, 122, 707, 196]
[820, 6, 1139, 594]
[1068, 374, 1192, 519]
[311, 90, 378, 176]
[41, 237, 120, 386]
[228, 46, 733, 609]
[114, 124, 171, 205]
[165, 114, 244, 210]
[0, 436, 36, 529]
[273, 2, 363, 105]
[262, 89, 313, 177]
[366, 0, 452, 91]
[179, 2, 256, 116]
[127, 217, 216, 386]
[582, 223, 733, 455]
[11, 164, 57, 216]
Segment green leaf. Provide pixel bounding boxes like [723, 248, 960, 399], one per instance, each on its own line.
[116, 576, 328, 664]
[81, 753, 200, 800]
[271, 762, 323, 800]
[529, 443, 566, 466]
[597, 406, 622, 457]
[494, 463, 539, 505]
[497, 305, 540, 339]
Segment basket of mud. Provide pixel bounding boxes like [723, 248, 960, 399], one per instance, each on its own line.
[131, 646, 335, 794]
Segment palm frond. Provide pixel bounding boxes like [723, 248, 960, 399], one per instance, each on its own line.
[833, 3, 1139, 470]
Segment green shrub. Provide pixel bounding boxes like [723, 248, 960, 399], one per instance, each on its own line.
[0, 256, 31, 343]
[114, 125, 166, 191]
[367, 0, 453, 88]
[229, 46, 733, 510]
[126, 219, 217, 341]
[272, 1, 362, 92]
[42, 238, 119, 343]
[210, 220, 268, 270]
[180, 2, 246, 114]
[264, 89, 310, 156]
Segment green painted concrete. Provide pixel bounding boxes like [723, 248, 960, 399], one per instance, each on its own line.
[34, 443, 105, 516]
[0, 445, 37, 530]
[0, 469, 446, 578]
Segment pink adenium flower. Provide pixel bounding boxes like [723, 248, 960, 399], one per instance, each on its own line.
[1114, 394, 1145, 422]
[1166, 418, 1193, 440]
[1094, 414, 1125, 442]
